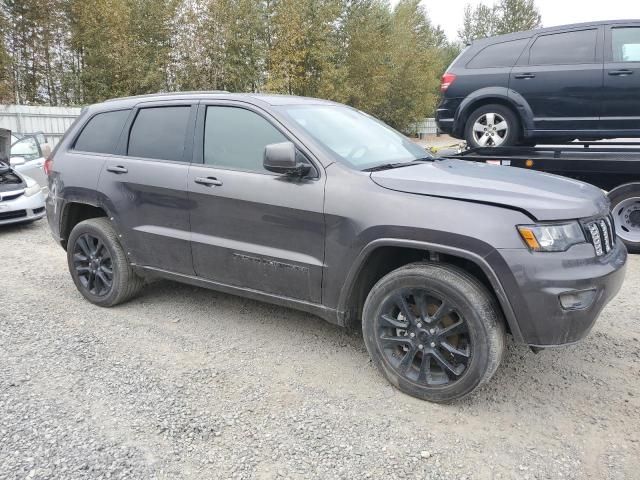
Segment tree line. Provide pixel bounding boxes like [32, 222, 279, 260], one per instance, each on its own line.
[0, 0, 541, 131]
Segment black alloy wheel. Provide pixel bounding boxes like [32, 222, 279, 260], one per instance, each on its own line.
[72, 233, 114, 296]
[376, 288, 472, 386]
[362, 263, 505, 403]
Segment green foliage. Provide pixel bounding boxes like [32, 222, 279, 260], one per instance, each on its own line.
[459, 0, 541, 43]
[0, 0, 515, 130]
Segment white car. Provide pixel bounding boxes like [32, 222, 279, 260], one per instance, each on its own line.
[0, 163, 46, 226]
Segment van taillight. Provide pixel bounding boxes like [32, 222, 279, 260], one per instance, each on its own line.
[44, 155, 54, 176]
[440, 73, 457, 92]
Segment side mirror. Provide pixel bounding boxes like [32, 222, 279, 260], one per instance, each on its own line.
[264, 142, 311, 177]
[10, 156, 26, 166]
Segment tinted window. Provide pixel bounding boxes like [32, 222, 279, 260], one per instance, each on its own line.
[529, 29, 598, 65]
[467, 39, 528, 68]
[204, 107, 288, 172]
[612, 27, 640, 62]
[128, 106, 191, 161]
[75, 110, 130, 154]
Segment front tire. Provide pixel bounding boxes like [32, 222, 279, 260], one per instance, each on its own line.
[609, 188, 640, 254]
[464, 104, 520, 148]
[67, 217, 144, 306]
[362, 263, 506, 403]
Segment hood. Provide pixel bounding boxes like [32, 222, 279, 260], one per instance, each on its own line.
[370, 159, 608, 221]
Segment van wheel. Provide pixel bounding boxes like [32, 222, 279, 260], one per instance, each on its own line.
[362, 262, 506, 403]
[465, 104, 520, 148]
[610, 188, 640, 254]
[67, 217, 144, 306]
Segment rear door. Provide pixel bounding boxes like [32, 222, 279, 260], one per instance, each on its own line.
[510, 27, 604, 133]
[602, 23, 640, 132]
[188, 102, 325, 303]
[97, 101, 197, 275]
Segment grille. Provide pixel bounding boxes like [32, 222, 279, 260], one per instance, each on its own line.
[0, 191, 24, 201]
[583, 215, 615, 256]
[0, 209, 27, 221]
[33, 207, 45, 214]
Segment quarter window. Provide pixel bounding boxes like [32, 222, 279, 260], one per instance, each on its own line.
[128, 106, 191, 161]
[612, 27, 640, 62]
[529, 29, 598, 65]
[204, 106, 288, 172]
[467, 39, 529, 68]
[74, 110, 130, 154]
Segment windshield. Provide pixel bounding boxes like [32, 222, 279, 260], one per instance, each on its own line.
[277, 104, 431, 170]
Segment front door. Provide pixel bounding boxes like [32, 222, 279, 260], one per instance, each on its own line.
[188, 103, 325, 303]
[602, 23, 640, 133]
[510, 27, 603, 133]
[98, 102, 197, 275]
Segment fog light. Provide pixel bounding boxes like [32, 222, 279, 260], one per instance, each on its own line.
[559, 289, 597, 311]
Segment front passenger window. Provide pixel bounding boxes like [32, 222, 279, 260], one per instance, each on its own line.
[204, 106, 288, 173]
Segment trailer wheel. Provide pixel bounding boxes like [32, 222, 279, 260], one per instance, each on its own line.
[610, 188, 640, 254]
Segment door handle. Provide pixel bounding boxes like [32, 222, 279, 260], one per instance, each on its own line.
[194, 176, 223, 187]
[106, 165, 128, 174]
[608, 69, 633, 76]
[514, 73, 536, 79]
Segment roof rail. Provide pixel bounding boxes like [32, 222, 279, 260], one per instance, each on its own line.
[103, 91, 230, 102]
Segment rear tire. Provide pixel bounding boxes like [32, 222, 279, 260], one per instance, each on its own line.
[362, 262, 506, 403]
[67, 217, 144, 306]
[609, 188, 640, 254]
[464, 104, 520, 148]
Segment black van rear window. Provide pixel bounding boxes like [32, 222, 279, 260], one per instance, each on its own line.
[74, 110, 130, 155]
[467, 39, 529, 68]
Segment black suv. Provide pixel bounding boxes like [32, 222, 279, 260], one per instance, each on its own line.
[46, 93, 626, 402]
[436, 20, 640, 147]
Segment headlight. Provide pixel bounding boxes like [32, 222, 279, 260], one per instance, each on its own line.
[24, 181, 41, 197]
[517, 222, 586, 252]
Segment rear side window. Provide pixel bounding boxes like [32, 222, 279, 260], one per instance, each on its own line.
[612, 27, 640, 62]
[467, 39, 529, 68]
[529, 29, 598, 65]
[204, 106, 288, 173]
[74, 110, 130, 154]
[128, 106, 191, 161]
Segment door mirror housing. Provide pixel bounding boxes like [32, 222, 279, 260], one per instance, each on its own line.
[263, 142, 311, 177]
[10, 156, 26, 166]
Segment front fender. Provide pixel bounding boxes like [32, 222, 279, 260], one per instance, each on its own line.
[336, 237, 524, 343]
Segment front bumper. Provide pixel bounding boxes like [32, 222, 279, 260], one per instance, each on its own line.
[491, 241, 627, 346]
[0, 190, 46, 226]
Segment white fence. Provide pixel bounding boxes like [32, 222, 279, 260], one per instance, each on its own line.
[0, 105, 82, 146]
[411, 118, 439, 138]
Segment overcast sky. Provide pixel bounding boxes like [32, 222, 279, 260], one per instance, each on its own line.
[391, 0, 640, 42]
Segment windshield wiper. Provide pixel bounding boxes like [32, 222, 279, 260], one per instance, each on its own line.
[361, 162, 415, 172]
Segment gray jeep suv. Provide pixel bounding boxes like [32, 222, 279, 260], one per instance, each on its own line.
[46, 93, 627, 402]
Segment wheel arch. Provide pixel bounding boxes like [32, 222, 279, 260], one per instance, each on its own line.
[59, 201, 109, 249]
[336, 239, 523, 342]
[454, 88, 534, 139]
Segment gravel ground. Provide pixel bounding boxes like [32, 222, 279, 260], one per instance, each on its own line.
[1, 220, 639, 480]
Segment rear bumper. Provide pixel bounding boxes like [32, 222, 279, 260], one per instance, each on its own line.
[435, 98, 463, 137]
[0, 190, 46, 226]
[492, 241, 627, 346]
